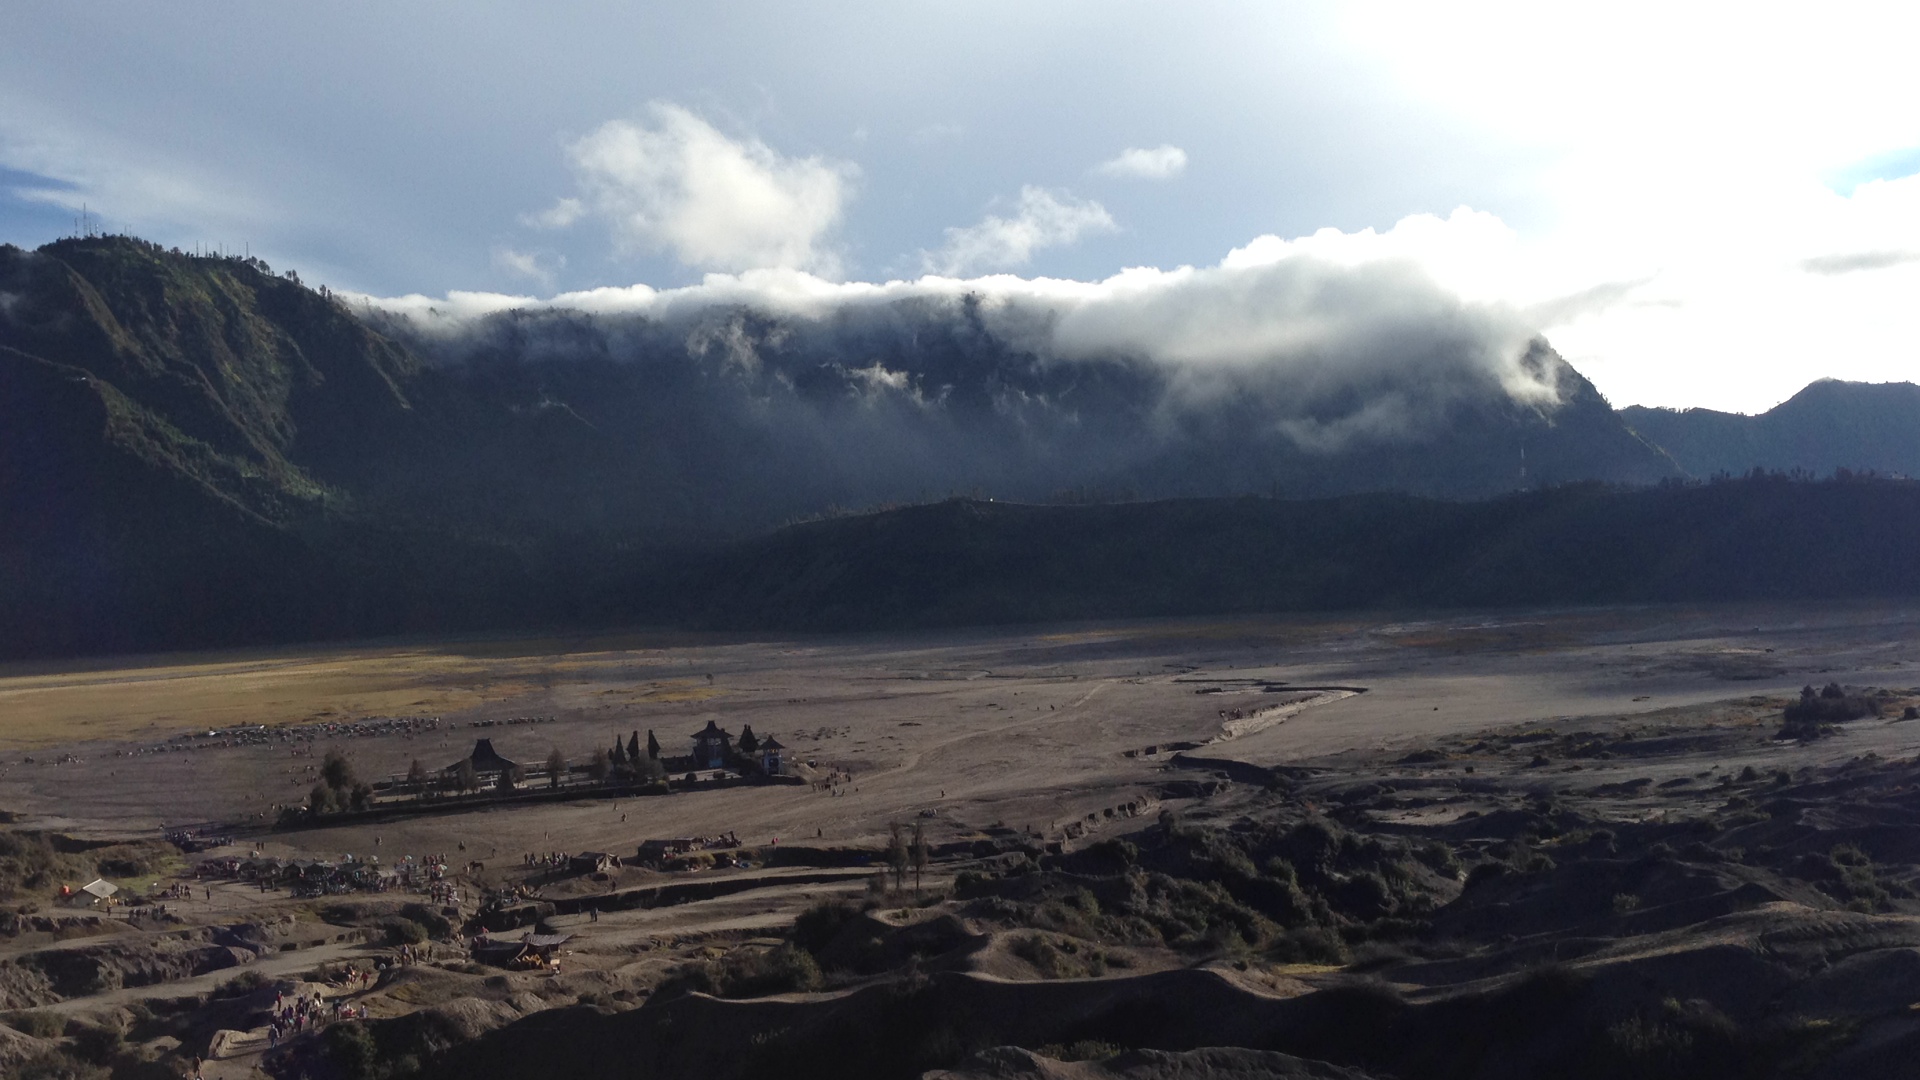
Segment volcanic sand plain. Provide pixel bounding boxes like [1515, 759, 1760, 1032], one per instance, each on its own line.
[3, 600, 1919, 857]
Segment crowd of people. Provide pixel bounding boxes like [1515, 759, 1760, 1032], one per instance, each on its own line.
[266, 989, 366, 1045]
[128, 714, 448, 757]
[816, 768, 856, 795]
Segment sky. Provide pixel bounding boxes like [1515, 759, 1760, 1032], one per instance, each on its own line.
[3, 1, 1917, 413]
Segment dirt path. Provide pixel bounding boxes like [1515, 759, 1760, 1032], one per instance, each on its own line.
[40, 941, 368, 1015]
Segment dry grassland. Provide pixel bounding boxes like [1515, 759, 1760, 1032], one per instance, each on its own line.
[0, 636, 731, 751]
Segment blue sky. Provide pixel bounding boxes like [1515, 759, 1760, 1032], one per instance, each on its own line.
[5, 2, 1918, 412]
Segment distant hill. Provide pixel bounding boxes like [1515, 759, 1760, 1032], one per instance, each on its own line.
[1623, 380, 1920, 479]
[677, 481, 1920, 632]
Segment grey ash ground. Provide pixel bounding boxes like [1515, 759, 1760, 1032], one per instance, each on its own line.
[8, 602, 1920, 1079]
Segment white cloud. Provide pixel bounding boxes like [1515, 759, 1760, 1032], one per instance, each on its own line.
[370, 209, 1549, 409]
[521, 197, 583, 230]
[1800, 250, 1920, 276]
[364, 211, 1561, 453]
[544, 104, 857, 276]
[491, 246, 563, 288]
[923, 186, 1116, 275]
[1334, 2, 1920, 411]
[1095, 145, 1187, 180]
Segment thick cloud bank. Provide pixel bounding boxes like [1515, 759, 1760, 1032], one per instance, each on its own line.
[357, 215, 1649, 530]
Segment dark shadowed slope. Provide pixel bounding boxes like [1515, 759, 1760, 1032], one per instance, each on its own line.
[4, 236, 1680, 544]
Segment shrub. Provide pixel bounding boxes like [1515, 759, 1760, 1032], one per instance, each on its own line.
[1, 1010, 66, 1038]
[399, 902, 453, 940]
[1267, 925, 1350, 965]
[1415, 840, 1462, 875]
[380, 916, 428, 945]
[1334, 871, 1394, 920]
[791, 900, 860, 955]
[1464, 862, 1510, 890]
[656, 944, 823, 1001]
[1782, 685, 1877, 736]
[0, 831, 104, 902]
[320, 902, 369, 924]
[216, 968, 272, 998]
[14, 1049, 109, 1080]
[68, 1022, 124, 1065]
[324, 1021, 381, 1080]
[1010, 933, 1110, 979]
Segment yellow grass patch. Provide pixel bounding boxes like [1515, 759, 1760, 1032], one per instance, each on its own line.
[0, 634, 719, 751]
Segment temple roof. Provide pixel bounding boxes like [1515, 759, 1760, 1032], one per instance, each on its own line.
[456, 738, 518, 772]
[690, 719, 733, 740]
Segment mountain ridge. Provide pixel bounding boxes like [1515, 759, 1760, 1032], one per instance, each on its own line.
[5, 235, 1920, 659]
[1623, 379, 1920, 479]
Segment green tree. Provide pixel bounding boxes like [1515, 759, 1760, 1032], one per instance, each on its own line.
[887, 822, 909, 892]
[453, 758, 477, 793]
[308, 783, 338, 815]
[321, 749, 355, 792]
[406, 759, 427, 792]
[911, 820, 930, 894]
[546, 747, 566, 789]
[588, 749, 611, 782]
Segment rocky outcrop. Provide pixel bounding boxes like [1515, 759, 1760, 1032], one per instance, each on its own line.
[0, 937, 255, 1006]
